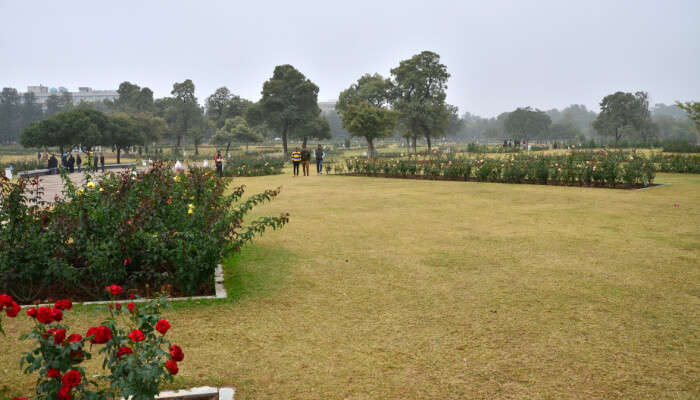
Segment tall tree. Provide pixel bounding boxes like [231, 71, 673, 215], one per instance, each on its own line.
[550, 121, 580, 140]
[105, 114, 144, 163]
[677, 101, 700, 133]
[113, 81, 154, 112]
[169, 79, 203, 147]
[390, 51, 451, 152]
[20, 109, 108, 153]
[593, 91, 654, 142]
[258, 65, 321, 154]
[337, 74, 395, 156]
[292, 112, 331, 147]
[340, 102, 397, 157]
[504, 107, 552, 141]
[0, 88, 21, 143]
[212, 116, 263, 152]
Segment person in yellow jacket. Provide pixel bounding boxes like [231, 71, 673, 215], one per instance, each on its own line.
[291, 147, 302, 176]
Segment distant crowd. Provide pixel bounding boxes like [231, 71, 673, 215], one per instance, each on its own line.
[40, 151, 105, 174]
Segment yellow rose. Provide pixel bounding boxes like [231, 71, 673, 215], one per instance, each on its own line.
[87, 181, 95, 189]
[76, 188, 84, 195]
[188, 208, 194, 215]
[173, 175, 181, 182]
[99, 187, 104, 192]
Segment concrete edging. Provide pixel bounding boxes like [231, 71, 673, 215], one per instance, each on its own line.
[155, 386, 235, 400]
[22, 264, 227, 308]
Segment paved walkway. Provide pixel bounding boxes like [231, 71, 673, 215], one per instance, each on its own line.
[29, 168, 135, 203]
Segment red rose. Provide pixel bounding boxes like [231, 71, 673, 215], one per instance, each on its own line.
[86, 325, 112, 344]
[128, 329, 144, 342]
[155, 319, 170, 335]
[105, 285, 123, 296]
[67, 333, 82, 343]
[116, 346, 133, 360]
[47, 368, 62, 379]
[51, 308, 63, 322]
[0, 294, 12, 308]
[165, 359, 178, 375]
[51, 328, 66, 345]
[12, 397, 29, 400]
[54, 299, 72, 310]
[26, 307, 37, 318]
[123, 258, 131, 266]
[127, 302, 136, 313]
[5, 301, 20, 317]
[57, 385, 72, 400]
[36, 306, 54, 324]
[62, 369, 81, 387]
[169, 344, 184, 362]
[129, 293, 135, 299]
[115, 303, 122, 310]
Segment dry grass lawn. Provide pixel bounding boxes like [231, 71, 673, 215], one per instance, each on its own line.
[1, 170, 699, 399]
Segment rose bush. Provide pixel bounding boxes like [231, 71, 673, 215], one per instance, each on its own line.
[222, 155, 284, 177]
[0, 162, 289, 303]
[4, 286, 185, 399]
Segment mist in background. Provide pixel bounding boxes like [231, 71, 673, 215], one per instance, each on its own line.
[1, 0, 698, 117]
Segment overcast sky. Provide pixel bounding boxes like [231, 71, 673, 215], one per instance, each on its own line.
[1, 0, 698, 117]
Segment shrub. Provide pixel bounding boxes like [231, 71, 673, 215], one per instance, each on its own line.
[0, 163, 289, 303]
[3, 288, 185, 399]
[222, 155, 284, 176]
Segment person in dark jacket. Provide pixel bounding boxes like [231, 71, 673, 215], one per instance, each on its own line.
[94, 153, 99, 170]
[48, 154, 58, 174]
[67, 154, 75, 173]
[315, 145, 325, 174]
[100, 153, 105, 172]
[76, 154, 82, 172]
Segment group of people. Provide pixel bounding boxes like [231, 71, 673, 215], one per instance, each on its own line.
[290, 145, 324, 176]
[46, 152, 105, 174]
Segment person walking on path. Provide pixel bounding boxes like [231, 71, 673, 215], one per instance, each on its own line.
[315, 144, 325, 174]
[100, 153, 105, 172]
[300, 145, 311, 176]
[214, 151, 224, 177]
[291, 147, 302, 176]
[76, 154, 82, 172]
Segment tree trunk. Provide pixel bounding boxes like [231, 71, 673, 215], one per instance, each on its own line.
[225, 142, 231, 154]
[367, 138, 375, 159]
[195, 140, 199, 155]
[282, 127, 288, 155]
[117, 147, 121, 164]
[177, 135, 182, 147]
[411, 136, 417, 153]
[246, 142, 249, 151]
[426, 135, 432, 152]
[405, 137, 410, 149]
[302, 136, 308, 148]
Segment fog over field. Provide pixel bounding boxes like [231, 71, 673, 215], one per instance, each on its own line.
[0, 0, 699, 117]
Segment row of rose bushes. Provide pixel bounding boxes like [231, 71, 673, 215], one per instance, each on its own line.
[339, 151, 656, 188]
[0, 162, 289, 303]
[1, 286, 183, 399]
[222, 155, 284, 177]
[649, 153, 700, 173]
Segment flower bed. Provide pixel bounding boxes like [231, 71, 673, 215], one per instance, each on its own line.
[222, 156, 284, 177]
[1, 288, 189, 400]
[0, 163, 289, 304]
[650, 153, 700, 173]
[335, 151, 658, 188]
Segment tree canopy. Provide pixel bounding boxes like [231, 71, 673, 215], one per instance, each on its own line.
[504, 107, 551, 141]
[390, 51, 451, 152]
[593, 91, 654, 142]
[211, 116, 263, 153]
[257, 64, 321, 154]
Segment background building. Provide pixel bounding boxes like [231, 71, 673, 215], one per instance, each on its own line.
[25, 85, 118, 106]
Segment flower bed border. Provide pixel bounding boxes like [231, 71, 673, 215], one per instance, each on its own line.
[155, 386, 235, 400]
[21, 265, 227, 308]
[335, 173, 663, 190]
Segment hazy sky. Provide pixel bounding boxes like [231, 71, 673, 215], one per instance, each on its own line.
[1, 0, 698, 117]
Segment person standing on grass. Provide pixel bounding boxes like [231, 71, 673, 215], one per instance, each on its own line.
[291, 147, 302, 176]
[100, 153, 105, 172]
[215, 151, 224, 177]
[76, 153, 82, 172]
[300, 145, 311, 176]
[315, 144, 325, 174]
